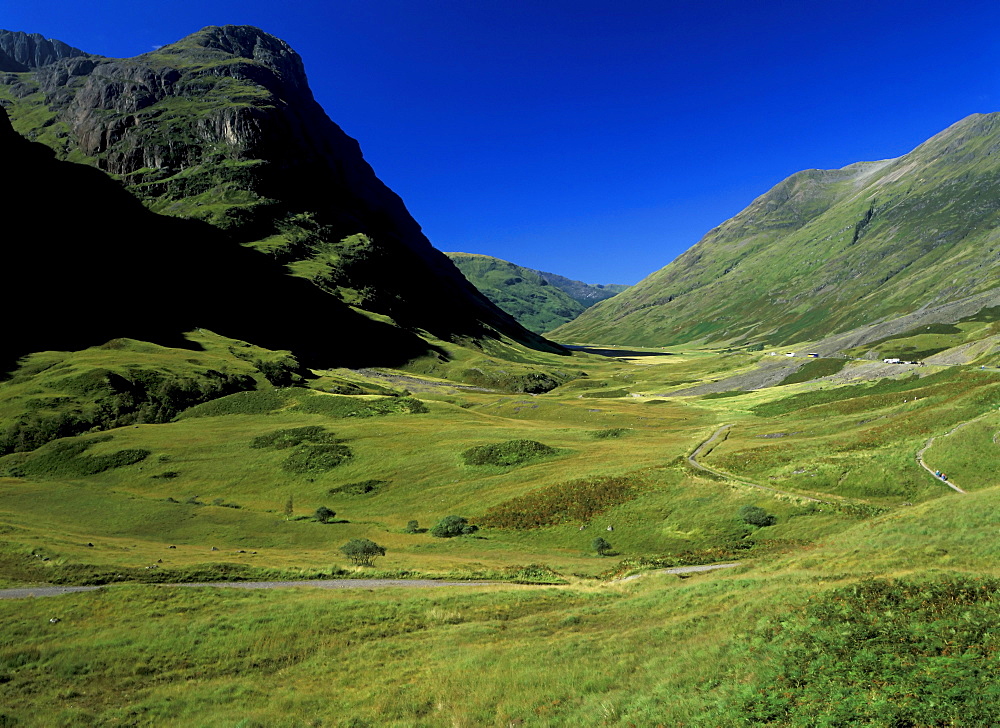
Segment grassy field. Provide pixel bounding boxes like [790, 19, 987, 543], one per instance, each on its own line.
[2, 340, 999, 725]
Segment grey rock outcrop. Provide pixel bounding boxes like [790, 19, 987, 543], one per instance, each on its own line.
[0, 30, 87, 69]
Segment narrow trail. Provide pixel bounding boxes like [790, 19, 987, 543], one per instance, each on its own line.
[0, 579, 502, 601]
[687, 424, 829, 504]
[912, 414, 996, 494]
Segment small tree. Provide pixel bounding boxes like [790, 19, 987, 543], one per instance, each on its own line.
[283, 494, 294, 520]
[339, 538, 385, 566]
[430, 515, 478, 538]
[315, 506, 336, 523]
[404, 519, 420, 534]
[592, 537, 612, 556]
[739, 505, 776, 527]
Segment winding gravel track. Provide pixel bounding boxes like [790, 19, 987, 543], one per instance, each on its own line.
[0, 579, 499, 600]
[687, 424, 829, 503]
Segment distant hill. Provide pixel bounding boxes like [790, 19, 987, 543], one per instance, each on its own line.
[0, 25, 562, 369]
[447, 253, 584, 333]
[555, 113, 1000, 348]
[446, 253, 628, 333]
[533, 271, 629, 308]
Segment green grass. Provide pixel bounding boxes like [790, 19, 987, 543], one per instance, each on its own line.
[460, 439, 559, 468]
[2, 342, 1000, 724]
[446, 252, 585, 333]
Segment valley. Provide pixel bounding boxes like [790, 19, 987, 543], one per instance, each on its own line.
[1, 21, 999, 727]
[1, 334, 998, 725]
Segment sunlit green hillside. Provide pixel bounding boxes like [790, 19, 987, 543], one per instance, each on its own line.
[557, 113, 1000, 349]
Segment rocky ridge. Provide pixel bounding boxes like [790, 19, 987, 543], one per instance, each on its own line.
[0, 25, 560, 357]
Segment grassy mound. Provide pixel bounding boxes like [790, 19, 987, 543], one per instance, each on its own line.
[250, 426, 343, 450]
[180, 389, 429, 419]
[460, 439, 558, 468]
[1, 435, 149, 479]
[477, 475, 638, 529]
[281, 444, 353, 474]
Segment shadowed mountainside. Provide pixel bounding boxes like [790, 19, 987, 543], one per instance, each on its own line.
[0, 106, 438, 375]
[0, 26, 561, 359]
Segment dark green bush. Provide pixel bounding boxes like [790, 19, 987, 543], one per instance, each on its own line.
[404, 520, 420, 534]
[430, 515, 478, 538]
[592, 537, 612, 556]
[250, 426, 341, 450]
[328, 479, 386, 496]
[253, 356, 303, 387]
[339, 538, 385, 566]
[314, 506, 336, 523]
[738, 505, 776, 527]
[591, 428, 631, 439]
[460, 439, 557, 468]
[281, 444, 352, 474]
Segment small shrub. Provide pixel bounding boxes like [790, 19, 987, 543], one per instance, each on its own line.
[315, 506, 336, 523]
[591, 428, 631, 439]
[592, 537, 612, 556]
[281, 444, 352, 474]
[339, 538, 385, 566]
[250, 426, 341, 450]
[478, 475, 638, 530]
[738, 504, 776, 527]
[328, 479, 386, 496]
[460, 439, 558, 468]
[404, 520, 420, 534]
[430, 515, 478, 538]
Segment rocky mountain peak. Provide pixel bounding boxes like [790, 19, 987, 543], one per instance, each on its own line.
[155, 25, 309, 94]
[0, 29, 87, 71]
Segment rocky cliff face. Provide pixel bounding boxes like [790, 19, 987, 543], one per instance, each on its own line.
[0, 30, 86, 71]
[0, 25, 558, 354]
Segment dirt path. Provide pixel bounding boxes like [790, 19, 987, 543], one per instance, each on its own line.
[616, 562, 743, 583]
[913, 417, 988, 494]
[687, 425, 829, 503]
[0, 579, 501, 600]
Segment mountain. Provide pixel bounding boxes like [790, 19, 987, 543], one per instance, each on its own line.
[0, 26, 562, 368]
[0, 105, 437, 375]
[554, 113, 1000, 348]
[446, 253, 586, 333]
[533, 271, 629, 308]
[447, 253, 629, 333]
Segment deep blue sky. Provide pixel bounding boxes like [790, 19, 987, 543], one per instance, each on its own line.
[7, 1, 1000, 284]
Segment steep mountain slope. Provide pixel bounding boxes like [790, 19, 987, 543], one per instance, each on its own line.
[555, 113, 1000, 347]
[0, 26, 560, 360]
[0, 106, 436, 374]
[446, 253, 586, 333]
[447, 253, 630, 333]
